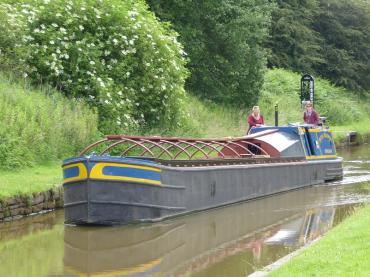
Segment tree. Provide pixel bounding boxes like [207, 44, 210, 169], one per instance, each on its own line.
[148, 0, 273, 106]
[266, 0, 323, 74]
[314, 0, 370, 90]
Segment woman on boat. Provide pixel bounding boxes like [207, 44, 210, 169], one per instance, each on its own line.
[303, 102, 320, 125]
[247, 106, 264, 134]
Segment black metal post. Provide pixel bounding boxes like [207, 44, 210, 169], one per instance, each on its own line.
[275, 103, 278, 126]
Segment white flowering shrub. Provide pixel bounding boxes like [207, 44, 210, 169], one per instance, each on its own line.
[0, 3, 28, 72]
[0, 0, 188, 133]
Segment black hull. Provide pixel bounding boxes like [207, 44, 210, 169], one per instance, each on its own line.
[64, 158, 343, 225]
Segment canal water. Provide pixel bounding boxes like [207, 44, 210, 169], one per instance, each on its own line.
[1, 145, 370, 277]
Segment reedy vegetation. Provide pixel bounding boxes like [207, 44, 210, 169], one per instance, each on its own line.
[180, 69, 370, 138]
[0, 73, 98, 169]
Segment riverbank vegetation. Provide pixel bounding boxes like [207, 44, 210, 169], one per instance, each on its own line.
[0, 73, 98, 170]
[177, 69, 370, 139]
[268, 201, 370, 276]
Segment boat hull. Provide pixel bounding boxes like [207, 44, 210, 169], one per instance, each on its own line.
[63, 158, 343, 225]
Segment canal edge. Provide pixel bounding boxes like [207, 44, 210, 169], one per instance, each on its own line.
[0, 186, 64, 222]
[247, 236, 322, 277]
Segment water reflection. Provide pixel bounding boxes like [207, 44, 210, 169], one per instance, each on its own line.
[63, 186, 365, 277]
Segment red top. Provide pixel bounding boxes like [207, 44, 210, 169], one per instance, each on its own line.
[248, 114, 264, 132]
[303, 110, 320, 125]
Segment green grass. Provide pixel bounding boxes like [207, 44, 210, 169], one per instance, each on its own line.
[173, 69, 370, 144]
[177, 94, 370, 144]
[259, 69, 370, 126]
[267, 204, 370, 277]
[359, 183, 370, 193]
[181, 95, 249, 138]
[0, 72, 99, 169]
[0, 162, 61, 200]
[331, 119, 370, 144]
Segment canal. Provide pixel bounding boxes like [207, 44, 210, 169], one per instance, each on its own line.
[1, 145, 370, 277]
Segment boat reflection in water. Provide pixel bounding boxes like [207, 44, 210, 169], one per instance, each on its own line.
[64, 185, 355, 277]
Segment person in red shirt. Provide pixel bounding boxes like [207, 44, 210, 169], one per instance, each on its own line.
[303, 102, 320, 125]
[247, 106, 264, 134]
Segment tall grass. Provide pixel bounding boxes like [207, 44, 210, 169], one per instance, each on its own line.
[0, 72, 99, 169]
[259, 69, 370, 126]
[141, 94, 249, 138]
[165, 69, 370, 140]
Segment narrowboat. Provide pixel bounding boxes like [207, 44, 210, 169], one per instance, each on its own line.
[63, 125, 343, 225]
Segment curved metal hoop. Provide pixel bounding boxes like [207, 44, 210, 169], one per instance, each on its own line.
[79, 135, 271, 160]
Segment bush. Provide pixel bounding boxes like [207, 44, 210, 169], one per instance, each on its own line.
[0, 0, 188, 133]
[0, 3, 27, 73]
[0, 73, 98, 169]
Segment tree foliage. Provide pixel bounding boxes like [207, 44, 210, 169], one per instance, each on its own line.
[268, 0, 370, 91]
[266, 0, 323, 74]
[0, 0, 188, 133]
[148, 0, 273, 106]
[313, 0, 370, 90]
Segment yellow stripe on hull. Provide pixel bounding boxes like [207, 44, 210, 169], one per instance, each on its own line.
[63, 163, 88, 184]
[306, 155, 337, 160]
[90, 162, 161, 185]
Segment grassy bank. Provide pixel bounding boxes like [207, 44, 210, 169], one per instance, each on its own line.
[267, 200, 370, 276]
[0, 163, 61, 200]
[0, 72, 97, 200]
[0, 72, 99, 170]
[180, 94, 370, 144]
[177, 69, 370, 143]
